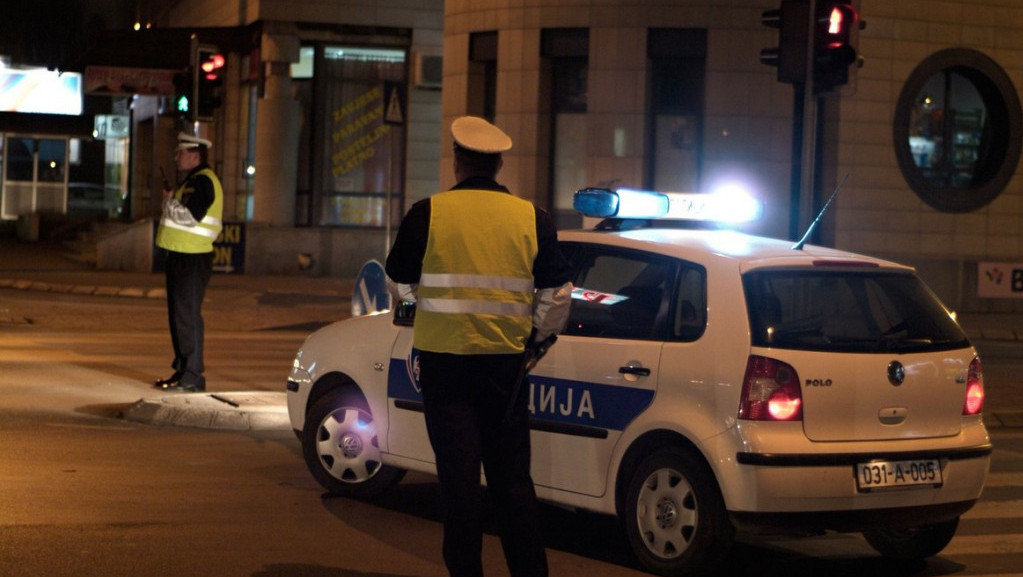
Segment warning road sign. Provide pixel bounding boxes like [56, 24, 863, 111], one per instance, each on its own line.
[384, 81, 406, 126]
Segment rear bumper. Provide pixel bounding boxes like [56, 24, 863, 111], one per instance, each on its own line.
[736, 443, 993, 466]
[709, 421, 992, 514]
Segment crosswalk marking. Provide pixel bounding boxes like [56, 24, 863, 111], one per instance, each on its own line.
[977, 473, 1023, 488]
[743, 466, 1023, 565]
[965, 499, 1023, 519]
[942, 533, 1023, 555]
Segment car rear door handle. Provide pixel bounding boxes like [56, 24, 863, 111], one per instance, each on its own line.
[619, 365, 651, 376]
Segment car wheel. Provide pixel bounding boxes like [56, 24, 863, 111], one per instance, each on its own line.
[623, 447, 733, 576]
[302, 389, 405, 498]
[862, 517, 959, 560]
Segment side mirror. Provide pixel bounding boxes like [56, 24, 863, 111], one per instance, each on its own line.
[393, 301, 416, 326]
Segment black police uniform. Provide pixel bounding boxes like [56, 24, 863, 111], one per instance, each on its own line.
[386, 175, 572, 577]
[160, 164, 216, 391]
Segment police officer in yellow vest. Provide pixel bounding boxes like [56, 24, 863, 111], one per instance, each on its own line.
[154, 132, 223, 392]
[386, 117, 573, 577]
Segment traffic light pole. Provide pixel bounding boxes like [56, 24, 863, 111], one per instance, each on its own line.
[791, 0, 818, 242]
[765, 0, 862, 241]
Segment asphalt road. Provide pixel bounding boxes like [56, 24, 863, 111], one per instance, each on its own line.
[2, 286, 1022, 576]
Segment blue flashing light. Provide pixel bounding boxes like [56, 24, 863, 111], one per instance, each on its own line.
[573, 188, 619, 217]
[573, 187, 669, 218]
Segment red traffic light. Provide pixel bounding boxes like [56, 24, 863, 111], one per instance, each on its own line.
[823, 4, 857, 51]
[200, 53, 225, 73]
[813, 1, 861, 91]
[193, 45, 225, 119]
[827, 5, 849, 36]
[200, 53, 225, 80]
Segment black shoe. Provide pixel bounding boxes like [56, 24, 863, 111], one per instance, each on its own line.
[182, 380, 206, 393]
[154, 372, 184, 388]
[158, 377, 205, 393]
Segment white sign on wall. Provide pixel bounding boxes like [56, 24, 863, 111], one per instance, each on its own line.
[978, 262, 1023, 298]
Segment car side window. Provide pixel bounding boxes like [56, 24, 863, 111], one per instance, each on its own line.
[560, 244, 675, 340]
[671, 264, 707, 342]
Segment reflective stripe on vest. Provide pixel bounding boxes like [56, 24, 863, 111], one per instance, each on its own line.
[156, 167, 224, 254]
[418, 273, 534, 316]
[159, 215, 223, 239]
[414, 189, 537, 355]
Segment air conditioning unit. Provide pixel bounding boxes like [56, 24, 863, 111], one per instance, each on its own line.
[414, 52, 442, 90]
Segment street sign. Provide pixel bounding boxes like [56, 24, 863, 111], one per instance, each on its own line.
[383, 81, 406, 126]
[352, 259, 391, 316]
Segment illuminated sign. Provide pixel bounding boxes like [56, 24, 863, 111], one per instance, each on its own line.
[93, 115, 130, 139]
[0, 67, 83, 115]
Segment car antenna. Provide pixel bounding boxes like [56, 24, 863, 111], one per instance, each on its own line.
[793, 172, 850, 251]
[159, 166, 171, 190]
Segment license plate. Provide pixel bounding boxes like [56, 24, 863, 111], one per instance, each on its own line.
[855, 459, 943, 492]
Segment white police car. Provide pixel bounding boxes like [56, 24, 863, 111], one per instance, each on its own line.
[286, 187, 991, 576]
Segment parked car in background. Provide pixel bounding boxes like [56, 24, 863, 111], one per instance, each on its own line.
[67, 182, 123, 218]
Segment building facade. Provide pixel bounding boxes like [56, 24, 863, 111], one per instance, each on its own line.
[123, 0, 445, 275]
[34, 0, 1023, 311]
[437, 0, 1023, 312]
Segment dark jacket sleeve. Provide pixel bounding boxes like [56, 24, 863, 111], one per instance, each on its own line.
[532, 207, 573, 289]
[183, 172, 215, 222]
[385, 199, 430, 284]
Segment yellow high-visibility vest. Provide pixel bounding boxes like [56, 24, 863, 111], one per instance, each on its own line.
[156, 167, 223, 254]
[415, 188, 537, 354]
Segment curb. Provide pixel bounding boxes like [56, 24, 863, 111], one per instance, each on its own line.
[0, 277, 166, 299]
[122, 392, 290, 431]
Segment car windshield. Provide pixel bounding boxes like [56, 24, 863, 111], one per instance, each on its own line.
[743, 268, 970, 353]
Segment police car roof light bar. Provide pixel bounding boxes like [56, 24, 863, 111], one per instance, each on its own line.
[574, 187, 763, 224]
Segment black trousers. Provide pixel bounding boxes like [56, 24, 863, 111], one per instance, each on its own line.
[164, 251, 213, 385]
[418, 351, 548, 577]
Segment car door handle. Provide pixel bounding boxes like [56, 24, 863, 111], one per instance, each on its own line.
[619, 365, 651, 376]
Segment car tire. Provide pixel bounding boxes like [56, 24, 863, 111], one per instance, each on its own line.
[862, 517, 959, 560]
[623, 447, 734, 576]
[302, 389, 405, 498]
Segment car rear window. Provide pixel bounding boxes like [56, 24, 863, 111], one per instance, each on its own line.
[743, 268, 970, 353]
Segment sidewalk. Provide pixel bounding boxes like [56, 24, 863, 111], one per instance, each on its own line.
[2, 233, 1022, 430]
[0, 234, 348, 432]
[121, 391, 290, 432]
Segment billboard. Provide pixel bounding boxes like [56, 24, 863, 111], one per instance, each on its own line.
[0, 67, 83, 115]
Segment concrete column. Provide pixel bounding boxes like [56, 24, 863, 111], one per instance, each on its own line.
[253, 29, 300, 226]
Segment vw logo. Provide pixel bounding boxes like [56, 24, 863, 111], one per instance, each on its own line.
[887, 361, 905, 386]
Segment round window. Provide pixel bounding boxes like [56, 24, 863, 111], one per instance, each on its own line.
[893, 48, 1022, 212]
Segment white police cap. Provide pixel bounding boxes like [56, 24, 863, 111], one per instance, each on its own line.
[176, 132, 212, 151]
[451, 116, 512, 154]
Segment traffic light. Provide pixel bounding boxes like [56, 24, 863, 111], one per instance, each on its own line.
[760, 0, 810, 85]
[813, 1, 862, 92]
[194, 46, 225, 120]
[172, 70, 192, 117]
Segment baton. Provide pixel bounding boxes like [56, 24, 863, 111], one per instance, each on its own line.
[504, 335, 557, 422]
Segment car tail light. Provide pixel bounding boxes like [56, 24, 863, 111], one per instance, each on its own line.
[963, 357, 984, 415]
[739, 355, 802, 421]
